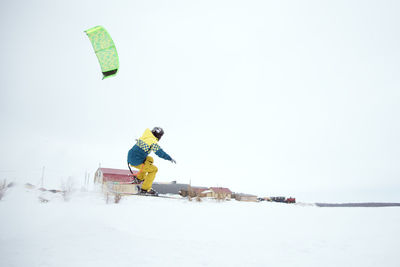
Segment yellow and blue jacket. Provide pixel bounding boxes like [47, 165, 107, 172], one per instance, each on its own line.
[127, 128, 172, 166]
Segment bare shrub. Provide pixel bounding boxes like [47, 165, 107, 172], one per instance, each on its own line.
[105, 192, 110, 204]
[0, 179, 7, 200]
[114, 193, 122, 204]
[187, 184, 194, 201]
[61, 177, 74, 201]
[104, 192, 122, 204]
[216, 193, 225, 202]
[39, 196, 49, 203]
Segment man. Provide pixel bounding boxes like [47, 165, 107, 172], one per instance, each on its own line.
[127, 127, 176, 195]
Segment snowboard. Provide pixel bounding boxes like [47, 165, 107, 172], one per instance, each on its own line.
[105, 181, 180, 199]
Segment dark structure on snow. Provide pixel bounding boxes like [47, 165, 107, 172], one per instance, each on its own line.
[152, 181, 189, 195]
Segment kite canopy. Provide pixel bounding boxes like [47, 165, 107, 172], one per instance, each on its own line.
[85, 26, 119, 79]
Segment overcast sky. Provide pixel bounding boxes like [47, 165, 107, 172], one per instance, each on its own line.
[1, 0, 399, 202]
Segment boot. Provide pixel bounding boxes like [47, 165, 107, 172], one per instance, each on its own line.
[146, 188, 158, 196]
[139, 188, 158, 196]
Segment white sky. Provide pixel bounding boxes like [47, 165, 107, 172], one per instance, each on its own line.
[1, 0, 399, 202]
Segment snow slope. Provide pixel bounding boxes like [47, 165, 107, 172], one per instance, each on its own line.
[1, 185, 399, 267]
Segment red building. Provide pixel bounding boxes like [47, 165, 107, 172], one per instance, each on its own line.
[94, 168, 138, 184]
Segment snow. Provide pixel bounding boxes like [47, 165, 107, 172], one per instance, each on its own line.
[1, 185, 399, 267]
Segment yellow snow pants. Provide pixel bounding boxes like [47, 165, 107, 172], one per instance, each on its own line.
[133, 156, 158, 191]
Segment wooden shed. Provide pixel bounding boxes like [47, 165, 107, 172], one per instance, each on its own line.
[204, 187, 232, 199]
[94, 168, 139, 195]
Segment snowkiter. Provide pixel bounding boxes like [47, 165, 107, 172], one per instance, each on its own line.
[127, 127, 176, 195]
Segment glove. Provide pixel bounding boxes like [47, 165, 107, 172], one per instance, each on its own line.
[170, 159, 176, 164]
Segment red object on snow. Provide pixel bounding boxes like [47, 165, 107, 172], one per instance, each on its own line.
[286, 197, 296, 204]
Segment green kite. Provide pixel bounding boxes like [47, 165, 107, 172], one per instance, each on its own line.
[85, 26, 119, 79]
